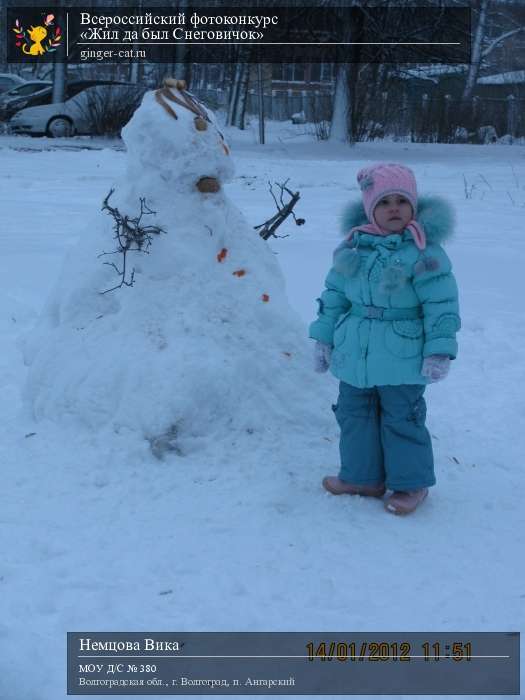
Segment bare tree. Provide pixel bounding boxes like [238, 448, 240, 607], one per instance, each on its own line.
[328, 2, 369, 144]
[329, 65, 350, 142]
[227, 50, 252, 128]
[128, 0, 142, 84]
[233, 60, 251, 128]
[462, 0, 524, 102]
[51, 3, 67, 103]
[462, 0, 490, 102]
[226, 60, 242, 126]
[0, 0, 7, 71]
[172, 0, 189, 81]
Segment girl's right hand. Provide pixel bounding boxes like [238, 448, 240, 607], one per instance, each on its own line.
[421, 354, 451, 382]
[314, 341, 332, 373]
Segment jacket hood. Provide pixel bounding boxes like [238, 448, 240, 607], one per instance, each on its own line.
[340, 195, 456, 246]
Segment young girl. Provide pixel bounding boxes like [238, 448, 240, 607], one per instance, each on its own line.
[309, 163, 460, 515]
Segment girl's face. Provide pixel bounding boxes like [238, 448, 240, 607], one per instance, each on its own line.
[373, 194, 413, 232]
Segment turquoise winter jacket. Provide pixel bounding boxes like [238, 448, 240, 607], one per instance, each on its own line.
[309, 196, 461, 388]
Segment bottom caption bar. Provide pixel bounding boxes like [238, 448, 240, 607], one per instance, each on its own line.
[67, 632, 520, 695]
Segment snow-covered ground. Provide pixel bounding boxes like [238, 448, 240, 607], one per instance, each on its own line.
[0, 120, 524, 700]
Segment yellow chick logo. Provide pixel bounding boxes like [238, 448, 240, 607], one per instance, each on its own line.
[23, 25, 47, 55]
[12, 14, 62, 57]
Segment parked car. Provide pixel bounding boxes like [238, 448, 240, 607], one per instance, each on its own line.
[0, 78, 136, 122]
[9, 82, 146, 137]
[0, 80, 53, 120]
[0, 73, 26, 95]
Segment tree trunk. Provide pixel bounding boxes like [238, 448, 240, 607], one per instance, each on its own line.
[257, 63, 265, 144]
[0, 0, 7, 72]
[129, 61, 140, 84]
[128, 0, 142, 83]
[227, 60, 243, 126]
[52, 54, 66, 103]
[462, 0, 490, 102]
[172, 0, 187, 81]
[51, 4, 67, 103]
[329, 64, 350, 142]
[233, 63, 250, 129]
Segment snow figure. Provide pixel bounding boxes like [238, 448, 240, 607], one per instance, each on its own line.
[22, 79, 323, 456]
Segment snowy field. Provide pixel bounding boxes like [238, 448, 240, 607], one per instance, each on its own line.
[0, 120, 524, 699]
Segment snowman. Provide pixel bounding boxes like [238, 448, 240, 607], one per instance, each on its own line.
[21, 78, 325, 457]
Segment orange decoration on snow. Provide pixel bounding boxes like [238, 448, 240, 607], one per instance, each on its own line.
[232, 269, 246, 277]
[216, 247, 228, 262]
[261, 294, 270, 302]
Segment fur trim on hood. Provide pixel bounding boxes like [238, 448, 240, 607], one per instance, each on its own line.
[340, 195, 455, 246]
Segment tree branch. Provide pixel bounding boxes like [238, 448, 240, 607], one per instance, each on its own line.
[254, 180, 304, 240]
[482, 26, 524, 58]
[99, 189, 166, 293]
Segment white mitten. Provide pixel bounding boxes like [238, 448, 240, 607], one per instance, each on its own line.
[421, 354, 451, 383]
[314, 341, 332, 373]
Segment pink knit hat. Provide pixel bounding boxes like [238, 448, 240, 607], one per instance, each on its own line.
[351, 162, 426, 250]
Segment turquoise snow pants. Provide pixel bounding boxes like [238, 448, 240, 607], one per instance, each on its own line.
[332, 382, 435, 491]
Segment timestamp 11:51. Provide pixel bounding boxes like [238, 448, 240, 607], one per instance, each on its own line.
[423, 642, 472, 661]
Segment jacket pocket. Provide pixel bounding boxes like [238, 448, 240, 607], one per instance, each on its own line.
[384, 319, 424, 359]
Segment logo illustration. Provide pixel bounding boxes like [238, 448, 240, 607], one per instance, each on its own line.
[12, 14, 62, 56]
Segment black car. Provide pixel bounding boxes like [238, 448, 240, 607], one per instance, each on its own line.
[0, 79, 133, 121]
[0, 80, 52, 120]
[0, 73, 26, 95]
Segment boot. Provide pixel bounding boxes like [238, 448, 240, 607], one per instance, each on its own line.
[322, 476, 386, 498]
[384, 488, 428, 515]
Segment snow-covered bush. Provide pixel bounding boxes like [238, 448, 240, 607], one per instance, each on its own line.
[291, 111, 306, 125]
[453, 127, 469, 143]
[79, 84, 146, 136]
[477, 125, 498, 144]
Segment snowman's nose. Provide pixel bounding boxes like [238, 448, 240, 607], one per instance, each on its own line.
[196, 177, 220, 193]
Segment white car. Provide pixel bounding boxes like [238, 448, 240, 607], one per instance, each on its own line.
[9, 82, 145, 137]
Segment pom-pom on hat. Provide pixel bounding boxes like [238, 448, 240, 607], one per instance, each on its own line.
[353, 162, 426, 250]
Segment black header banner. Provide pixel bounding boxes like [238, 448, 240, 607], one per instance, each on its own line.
[6, 6, 471, 64]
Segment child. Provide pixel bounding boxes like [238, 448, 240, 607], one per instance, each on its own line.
[309, 163, 460, 515]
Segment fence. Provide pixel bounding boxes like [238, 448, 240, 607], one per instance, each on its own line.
[176, 85, 525, 143]
[347, 90, 525, 143]
[393, 92, 525, 143]
[191, 86, 333, 123]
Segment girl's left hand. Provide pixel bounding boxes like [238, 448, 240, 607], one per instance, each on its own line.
[314, 341, 332, 373]
[421, 354, 451, 383]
